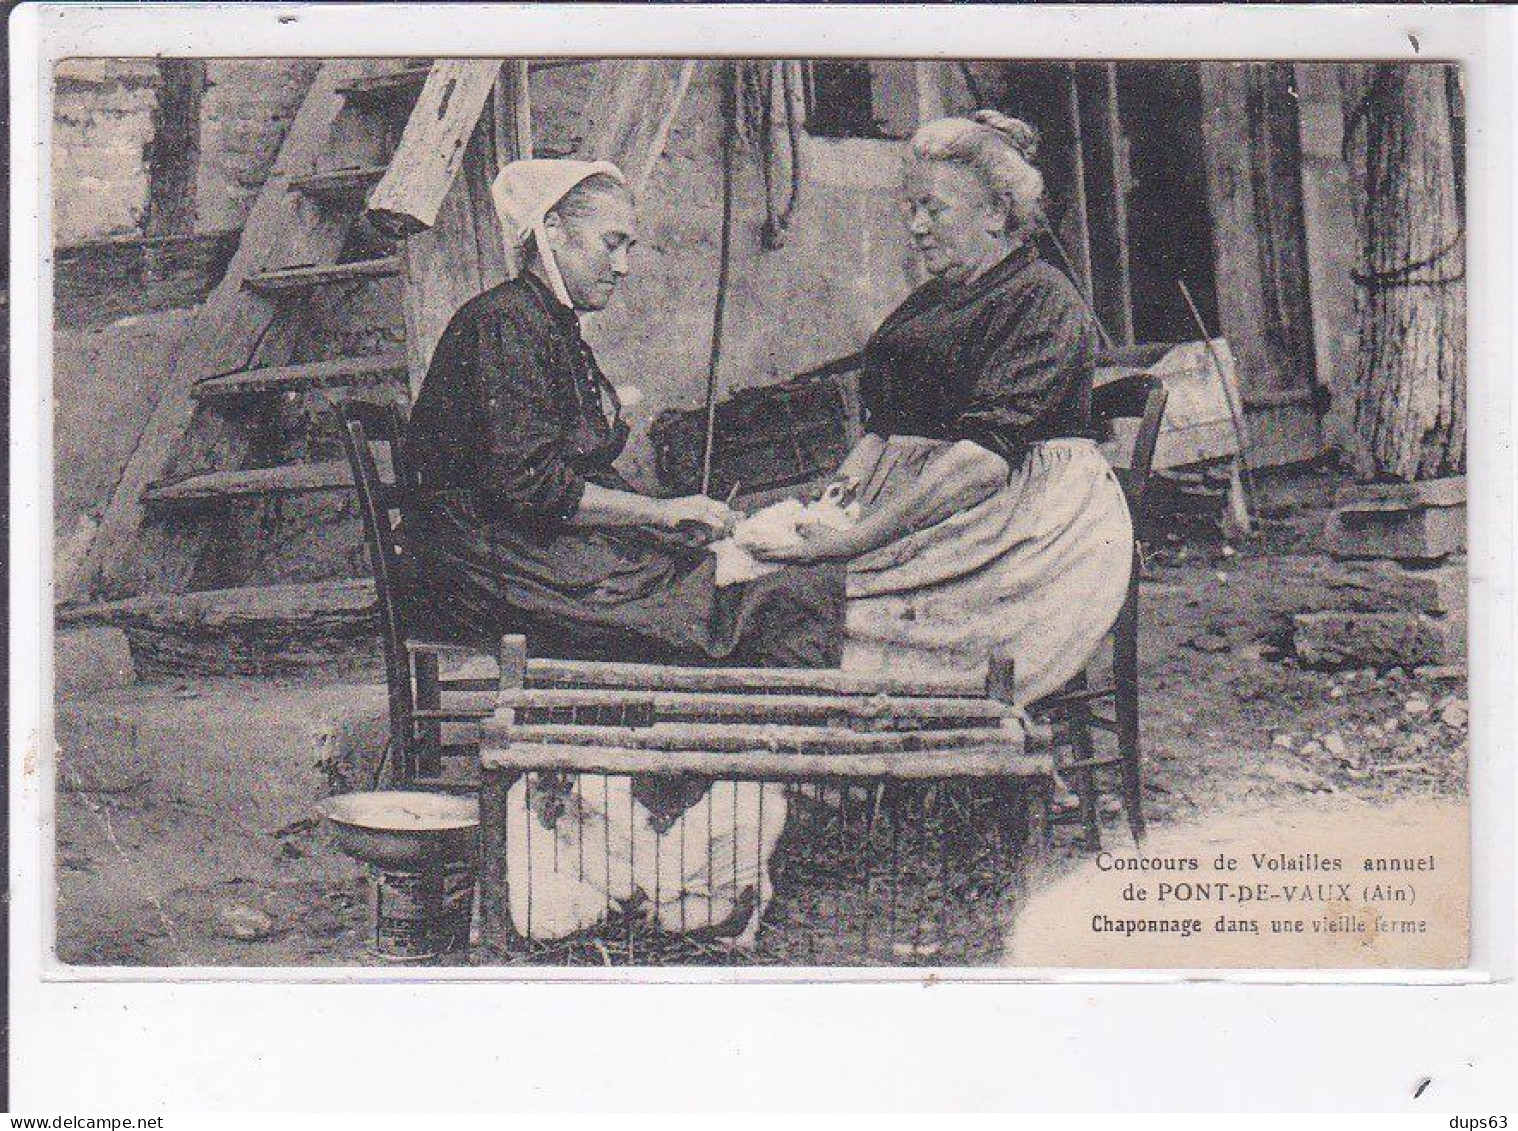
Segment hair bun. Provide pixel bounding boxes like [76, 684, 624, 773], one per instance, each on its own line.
[971, 109, 1040, 163]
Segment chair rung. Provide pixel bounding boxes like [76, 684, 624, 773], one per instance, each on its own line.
[436, 677, 498, 692]
[412, 707, 491, 721]
[1088, 714, 1119, 732]
[407, 639, 485, 657]
[1033, 686, 1116, 714]
[1061, 754, 1123, 772]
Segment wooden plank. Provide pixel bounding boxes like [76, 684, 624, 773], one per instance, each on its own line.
[243, 255, 402, 294]
[400, 81, 516, 393]
[365, 60, 504, 237]
[141, 460, 356, 507]
[480, 741, 1049, 781]
[522, 658, 989, 699]
[72, 60, 379, 604]
[488, 721, 1017, 755]
[59, 579, 379, 679]
[579, 60, 698, 181]
[1197, 62, 1323, 467]
[497, 688, 1015, 725]
[58, 577, 375, 628]
[289, 164, 387, 206]
[191, 354, 407, 400]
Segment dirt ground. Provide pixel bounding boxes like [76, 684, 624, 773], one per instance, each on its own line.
[50, 466, 1469, 967]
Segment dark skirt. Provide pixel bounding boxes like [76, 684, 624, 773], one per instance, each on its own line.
[401, 491, 845, 670]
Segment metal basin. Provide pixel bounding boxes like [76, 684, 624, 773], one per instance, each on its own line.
[320, 790, 479, 871]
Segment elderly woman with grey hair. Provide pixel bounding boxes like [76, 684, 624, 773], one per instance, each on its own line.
[756, 111, 1133, 704]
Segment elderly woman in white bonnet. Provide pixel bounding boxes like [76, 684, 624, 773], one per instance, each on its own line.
[404, 158, 832, 941]
[403, 157, 844, 674]
[753, 112, 1133, 705]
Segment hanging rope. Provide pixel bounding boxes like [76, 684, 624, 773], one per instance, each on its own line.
[700, 62, 740, 498]
[761, 61, 805, 250]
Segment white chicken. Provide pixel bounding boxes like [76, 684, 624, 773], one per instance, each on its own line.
[710, 479, 862, 587]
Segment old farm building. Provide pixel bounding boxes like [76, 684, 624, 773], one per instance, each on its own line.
[55, 59, 1368, 674]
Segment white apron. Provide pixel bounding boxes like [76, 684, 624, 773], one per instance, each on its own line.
[844, 436, 1133, 704]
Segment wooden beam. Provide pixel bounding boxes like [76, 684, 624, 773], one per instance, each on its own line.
[145, 59, 206, 240]
[364, 59, 504, 237]
[1198, 62, 1323, 467]
[481, 741, 1048, 781]
[1057, 65, 1095, 302]
[579, 60, 699, 189]
[399, 69, 519, 392]
[71, 60, 379, 604]
[914, 60, 950, 124]
[1077, 63, 1135, 345]
[1294, 62, 1363, 453]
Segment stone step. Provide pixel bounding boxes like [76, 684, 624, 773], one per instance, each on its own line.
[192, 355, 407, 401]
[58, 579, 380, 679]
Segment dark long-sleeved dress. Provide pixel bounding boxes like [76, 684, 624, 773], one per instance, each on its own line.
[842, 242, 1134, 702]
[402, 271, 843, 669]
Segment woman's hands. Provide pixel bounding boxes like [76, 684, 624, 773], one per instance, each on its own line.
[656, 494, 737, 539]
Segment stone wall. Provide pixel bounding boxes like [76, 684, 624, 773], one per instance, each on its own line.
[574, 63, 922, 487]
[52, 60, 159, 245]
[52, 58, 317, 247]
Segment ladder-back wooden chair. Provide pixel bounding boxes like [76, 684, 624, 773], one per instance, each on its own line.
[1031, 374, 1168, 851]
[338, 400, 495, 785]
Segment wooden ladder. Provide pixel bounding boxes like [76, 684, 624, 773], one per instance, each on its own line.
[61, 58, 697, 678]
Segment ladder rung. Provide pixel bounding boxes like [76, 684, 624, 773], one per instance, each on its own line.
[243, 256, 402, 294]
[288, 165, 388, 205]
[339, 59, 589, 111]
[337, 66, 432, 107]
[142, 461, 354, 508]
[193, 355, 407, 401]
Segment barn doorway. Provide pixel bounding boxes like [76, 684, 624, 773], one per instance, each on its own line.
[1116, 62, 1220, 343]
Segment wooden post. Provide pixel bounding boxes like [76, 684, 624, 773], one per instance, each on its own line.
[477, 763, 513, 953]
[389, 61, 521, 392]
[985, 647, 1017, 705]
[1340, 64, 1465, 482]
[497, 635, 527, 693]
[365, 60, 504, 238]
[1077, 63, 1135, 346]
[1294, 62, 1362, 452]
[493, 60, 533, 170]
[1198, 62, 1324, 467]
[1058, 65, 1095, 303]
[145, 59, 207, 243]
[914, 61, 950, 124]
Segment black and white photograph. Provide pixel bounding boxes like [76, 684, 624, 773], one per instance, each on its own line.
[42, 48, 1477, 970]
